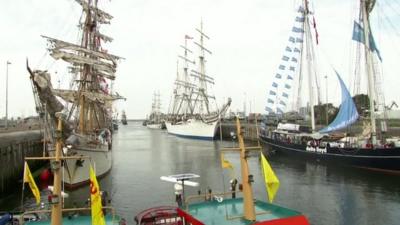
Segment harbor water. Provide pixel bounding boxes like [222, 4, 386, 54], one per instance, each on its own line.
[1, 121, 400, 225]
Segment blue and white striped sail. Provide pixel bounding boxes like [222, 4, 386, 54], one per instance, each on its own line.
[265, 6, 305, 114]
[319, 70, 359, 133]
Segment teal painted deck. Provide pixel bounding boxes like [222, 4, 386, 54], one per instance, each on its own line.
[26, 215, 119, 225]
[187, 198, 301, 225]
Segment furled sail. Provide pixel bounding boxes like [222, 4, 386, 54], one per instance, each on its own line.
[319, 71, 359, 133]
[53, 89, 125, 104]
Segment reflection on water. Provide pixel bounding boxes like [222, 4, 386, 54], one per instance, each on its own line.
[1, 121, 400, 225]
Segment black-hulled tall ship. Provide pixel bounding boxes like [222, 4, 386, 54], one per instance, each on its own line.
[260, 0, 400, 173]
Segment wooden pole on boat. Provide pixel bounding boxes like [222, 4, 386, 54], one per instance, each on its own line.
[51, 115, 63, 225]
[236, 117, 256, 221]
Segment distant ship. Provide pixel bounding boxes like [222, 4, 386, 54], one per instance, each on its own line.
[147, 91, 163, 129]
[260, 0, 400, 173]
[166, 22, 231, 140]
[27, 0, 125, 188]
[121, 110, 128, 125]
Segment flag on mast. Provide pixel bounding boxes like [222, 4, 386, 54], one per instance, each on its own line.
[23, 162, 41, 205]
[260, 153, 280, 203]
[185, 34, 193, 39]
[90, 165, 106, 225]
[220, 153, 233, 169]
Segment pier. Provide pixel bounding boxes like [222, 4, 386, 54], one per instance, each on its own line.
[0, 129, 43, 195]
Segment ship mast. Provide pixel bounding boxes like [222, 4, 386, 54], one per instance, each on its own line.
[302, 0, 316, 131]
[360, 0, 377, 144]
[192, 21, 214, 115]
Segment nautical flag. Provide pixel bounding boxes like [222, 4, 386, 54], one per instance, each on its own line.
[287, 75, 293, 80]
[23, 162, 40, 205]
[289, 36, 295, 43]
[294, 47, 301, 53]
[277, 108, 284, 114]
[278, 65, 285, 70]
[352, 21, 382, 61]
[90, 165, 106, 225]
[291, 57, 298, 63]
[275, 73, 282, 79]
[292, 26, 304, 33]
[260, 153, 280, 203]
[269, 90, 277, 95]
[265, 106, 273, 112]
[185, 34, 193, 39]
[282, 92, 289, 98]
[284, 84, 291, 89]
[279, 100, 286, 106]
[272, 82, 278, 88]
[295, 16, 305, 22]
[267, 98, 274, 104]
[289, 66, 296, 71]
[298, 6, 305, 13]
[285, 46, 292, 52]
[220, 153, 233, 169]
[282, 56, 290, 61]
[296, 37, 303, 43]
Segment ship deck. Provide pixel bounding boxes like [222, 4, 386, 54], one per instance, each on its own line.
[186, 198, 308, 225]
[25, 215, 119, 225]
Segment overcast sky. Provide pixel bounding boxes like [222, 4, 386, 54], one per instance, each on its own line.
[0, 0, 399, 119]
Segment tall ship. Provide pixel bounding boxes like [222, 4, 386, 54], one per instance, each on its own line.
[166, 22, 231, 140]
[260, 0, 400, 172]
[27, 0, 124, 188]
[121, 110, 128, 125]
[147, 91, 163, 129]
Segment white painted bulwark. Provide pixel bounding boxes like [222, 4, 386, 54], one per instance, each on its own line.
[165, 119, 218, 140]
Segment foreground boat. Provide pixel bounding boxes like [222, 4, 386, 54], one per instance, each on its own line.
[166, 22, 231, 140]
[135, 118, 310, 225]
[260, 0, 400, 173]
[27, 0, 124, 188]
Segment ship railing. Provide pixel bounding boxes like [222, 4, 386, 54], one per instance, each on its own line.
[19, 206, 118, 224]
[184, 191, 238, 210]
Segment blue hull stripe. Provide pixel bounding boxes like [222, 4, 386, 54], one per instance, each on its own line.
[168, 132, 215, 141]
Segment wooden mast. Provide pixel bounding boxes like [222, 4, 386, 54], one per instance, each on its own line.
[361, 0, 377, 145]
[236, 117, 256, 221]
[51, 115, 63, 225]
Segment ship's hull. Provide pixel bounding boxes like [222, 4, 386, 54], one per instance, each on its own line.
[165, 120, 218, 140]
[147, 123, 162, 129]
[260, 135, 400, 173]
[50, 143, 112, 189]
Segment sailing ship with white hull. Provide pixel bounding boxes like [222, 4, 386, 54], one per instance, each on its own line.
[260, 0, 400, 172]
[166, 22, 231, 140]
[147, 91, 163, 129]
[27, 0, 124, 188]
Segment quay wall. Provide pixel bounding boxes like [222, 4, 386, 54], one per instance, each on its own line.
[0, 130, 43, 195]
[218, 121, 261, 141]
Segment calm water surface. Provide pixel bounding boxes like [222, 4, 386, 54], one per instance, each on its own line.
[1, 121, 400, 225]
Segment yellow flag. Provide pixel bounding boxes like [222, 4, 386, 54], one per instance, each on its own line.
[23, 162, 40, 205]
[220, 153, 233, 169]
[260, 153, 280, 203]
[89, 165, 106, 225]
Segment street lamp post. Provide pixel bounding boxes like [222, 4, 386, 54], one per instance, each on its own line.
[5, 61, 11, 129]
